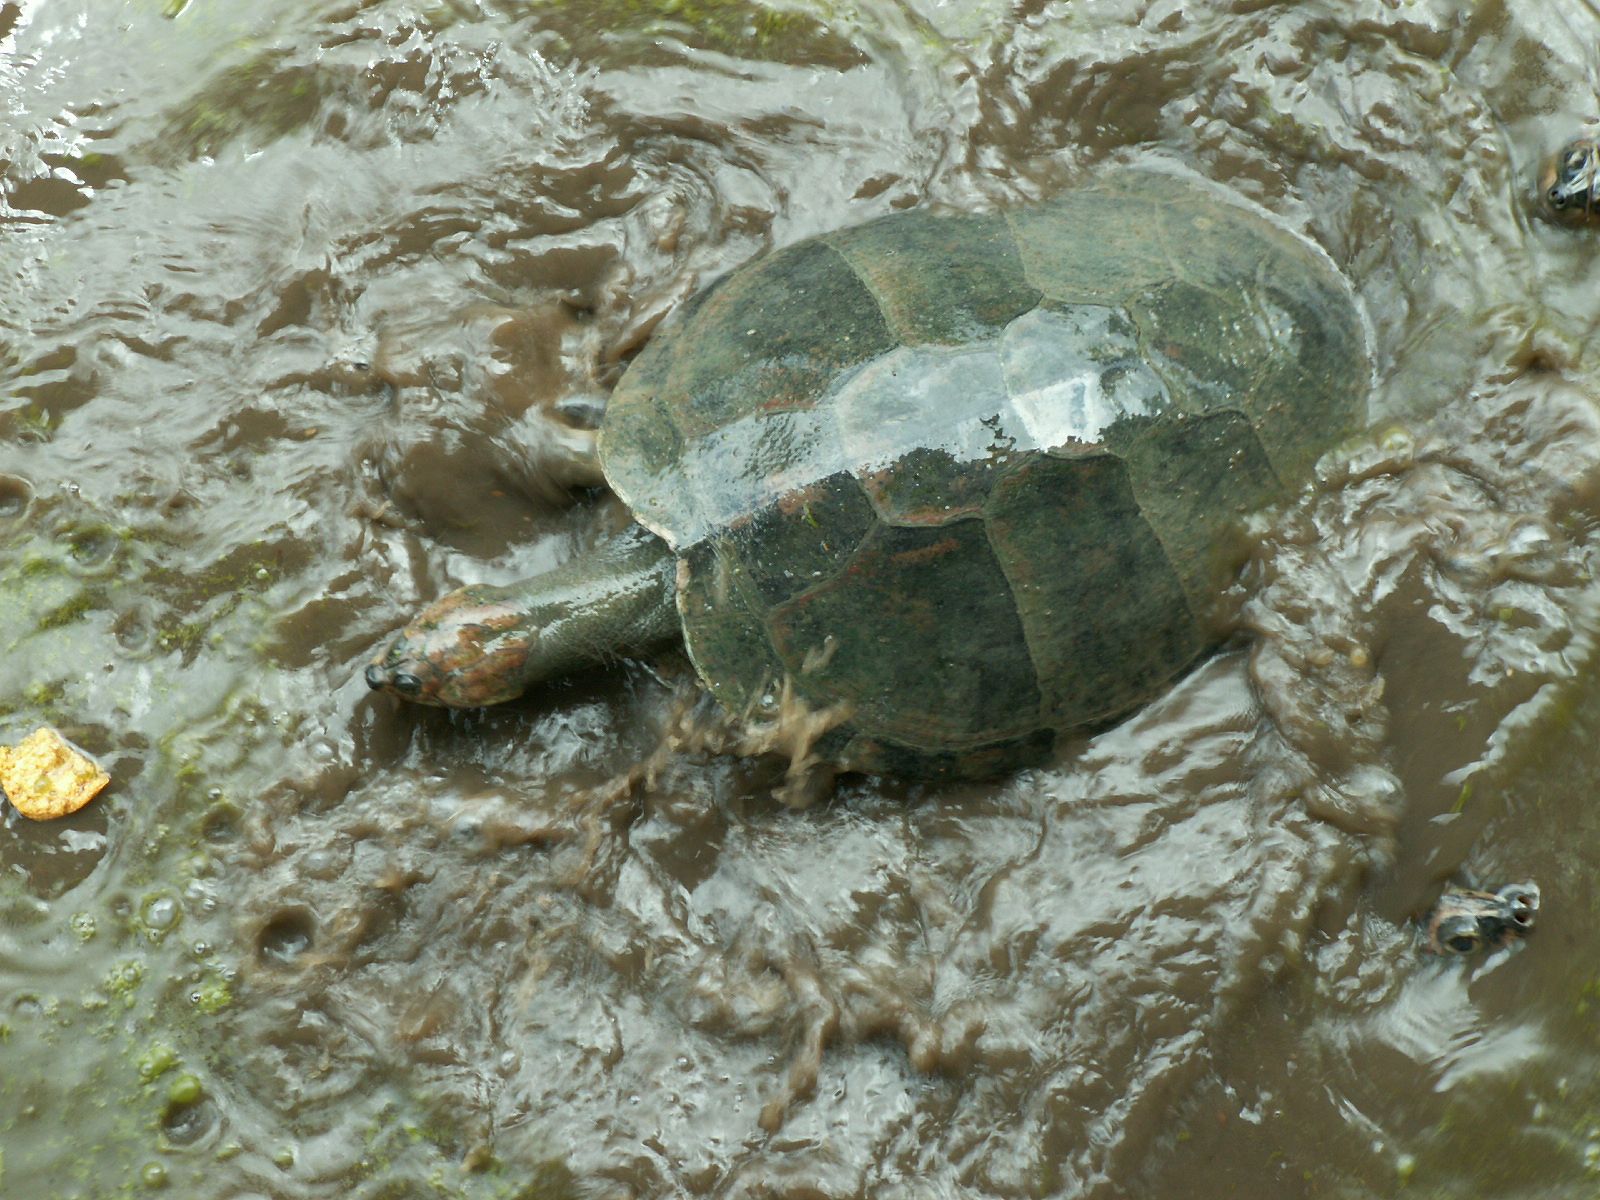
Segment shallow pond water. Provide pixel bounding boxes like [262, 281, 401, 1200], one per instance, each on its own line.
[6, 0, 1600, 1196]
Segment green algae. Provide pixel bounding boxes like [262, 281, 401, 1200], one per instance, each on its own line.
[23, 679, 65, 709]
[349, 1105, 580, 1200]
[10, 403, 54, 442]
[36, 587, 102, 630]
[151, 47, 328, 163]
[0, 862, 580, 1200]
[0, 826, 249, 1194]
[189, 973, 232, 1015]
[137, 1042, 181, 1082]
[1395, 1151, 1417, 1186]
[165, 1073, 203, 1106]
[105, 959, 148, 1004]
[18, 552, 60, 579]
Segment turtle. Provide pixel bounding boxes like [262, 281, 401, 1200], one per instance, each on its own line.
[365, 169, 1373, 779]
[1540, 132, 1600, 225]
[1422, 882, 1540, 956]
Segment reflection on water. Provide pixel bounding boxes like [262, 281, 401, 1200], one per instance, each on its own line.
[6, 0, 1600, 1196]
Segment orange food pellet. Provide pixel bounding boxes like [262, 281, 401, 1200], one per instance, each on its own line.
[0, 727, 110, 820]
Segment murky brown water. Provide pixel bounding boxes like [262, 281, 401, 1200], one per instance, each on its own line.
[7, 0, 1600, 1196]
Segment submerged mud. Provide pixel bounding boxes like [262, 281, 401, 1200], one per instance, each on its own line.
[6, 0, 1600, 1196]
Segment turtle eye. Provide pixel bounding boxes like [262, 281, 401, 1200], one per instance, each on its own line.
[1435, 915, 1483, 955]
[392, 673, 424, 697]
[1447, 930, 1481, 954]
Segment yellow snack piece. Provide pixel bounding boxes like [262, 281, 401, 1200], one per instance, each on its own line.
[0, 727, 110, 821]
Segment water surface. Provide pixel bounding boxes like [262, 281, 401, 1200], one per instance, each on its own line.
[6, 1, 1600, 1196]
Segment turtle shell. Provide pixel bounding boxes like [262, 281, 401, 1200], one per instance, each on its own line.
[599, 170, 1372, 777]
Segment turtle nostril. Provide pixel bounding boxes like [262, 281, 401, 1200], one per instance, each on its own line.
[365, 664, 388, 690]
[393, 673, 423, 697]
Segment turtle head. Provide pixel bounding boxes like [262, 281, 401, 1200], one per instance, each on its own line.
[1540, 136, 1600, 225]
[1424, 881, 1540, 956]
[366, 584, 537, 708]
[366, 531, 680, 709]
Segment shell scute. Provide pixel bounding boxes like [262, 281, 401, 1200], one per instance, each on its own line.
[596, 334, 686, 538]
[1005, 186, 1169, 306]
[1098, 409, 1281, 617]
[983, 450, 1203, 728]
[767, 519, 1041, 749]
[997, 303, 1170, 449]
[858, 445, 1009, 526]
[676, 539, 787, 718]
[658, 238, 895, 436]
[729, 469, 876, 607]
[826, 209, 1041, 346]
